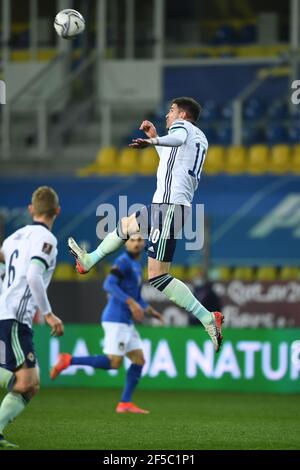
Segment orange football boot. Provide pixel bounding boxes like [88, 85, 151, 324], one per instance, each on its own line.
[50, 353, 72, 380]
[116, 402, 150, 414]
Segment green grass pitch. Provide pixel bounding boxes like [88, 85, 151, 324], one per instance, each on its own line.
[1, 388, 300, 450]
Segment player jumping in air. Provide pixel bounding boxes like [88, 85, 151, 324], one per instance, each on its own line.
[68, 97, 224, 352]
[0, 187, 64, 449]
[50, 234, 163, 414]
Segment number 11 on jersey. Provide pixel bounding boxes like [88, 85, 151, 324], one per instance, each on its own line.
[188, 142, 206, 182]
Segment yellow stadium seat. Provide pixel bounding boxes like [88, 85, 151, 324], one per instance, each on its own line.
[225, 146, 247, 174]
[291, 148, 300, 174]
[233, 267, 255, 281]
[270, 145, 291, 174]
[247, 145, 270, 174]
[256, 266, 277, 281]
[117, 148, 139, 175]
[169, 265, 186, 279]
[279, 266, 300, 281]
[217, 266, 232, 281]
[74, 266, 99, 281]
[138, 148, 159, 175]
[204, 146, 225, 174]
[53, 263, 75, 281]
[186, 265, 203, 281]
[143, 265, 148, 281]
[95, 147, 118, 175]
[294, 144, 300, 155]
[102, 263, 112, 277]
[77, 147, 118, 176]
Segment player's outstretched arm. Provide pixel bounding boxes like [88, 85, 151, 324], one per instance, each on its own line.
[129, 127, 187, 149]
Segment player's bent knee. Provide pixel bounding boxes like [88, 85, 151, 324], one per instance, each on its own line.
[135, 357, 145, 367]
[31, 383, 40, 396]
[109, 356, 123, 369]
[13, 382, 33, 395]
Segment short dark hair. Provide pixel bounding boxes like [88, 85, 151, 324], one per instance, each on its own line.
[171, 97, 202, 122]
[32, 186, 59, 218]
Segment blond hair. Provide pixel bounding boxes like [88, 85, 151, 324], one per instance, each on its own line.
[31, 186, 59, 218]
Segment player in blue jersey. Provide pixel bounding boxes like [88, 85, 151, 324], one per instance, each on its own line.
[50, 234, 163, 414]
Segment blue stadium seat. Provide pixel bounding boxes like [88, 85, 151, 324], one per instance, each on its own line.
[265, 123, 286, 145]
[243, 99, 264, 121]
[213, 25, 237, 45]
[286, 124, 300, 144]
[243, 126, 262, 145]
[239, 24, 256, 44]
[268, 101, 289, 120]
[200, 126, 217, 144]
[216, 125, 232, 145]
[220, 103, 233, 121]
[201, 101, 220, 122]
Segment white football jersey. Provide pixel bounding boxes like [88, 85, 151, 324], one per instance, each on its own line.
[0, 223, 57, 328]
[152, 119, 208, 206]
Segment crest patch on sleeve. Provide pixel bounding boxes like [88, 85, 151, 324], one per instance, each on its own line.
[42, 242, 53, 254]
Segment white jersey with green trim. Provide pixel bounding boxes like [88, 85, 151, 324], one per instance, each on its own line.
[0, 223, 57, 328]
[152, 119, 208, 207]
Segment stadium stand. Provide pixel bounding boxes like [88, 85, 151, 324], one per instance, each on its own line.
[247, 145, 270, 174]
[225, 146, 247, 174]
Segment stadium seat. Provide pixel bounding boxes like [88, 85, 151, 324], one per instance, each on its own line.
[117, 148, 139, 175]
[265, 123, 286, 145]
[169, 265, 186, 279]
[216, 125, 232, 145]
[204, 146, 225, 174]
[220, 102, 233, 121]
[232, 267, 254, 281]
[279, 266, 300, 281]
[256, 266, 277, 281]
[143, 265, 148, 281]
[138, 148, 159, 175]
[53, 263, 75, 281]
[247, 145, 270, 174]
[95, 147, 119, 175]
[213, 25, 237, 45]
[243, 99, 263, 121]
[291, 148, 300, 174]
[267, 101, 289, 120]
[270, 145, 291, 174]
[201, 126, 217, 144]
[186, 265, 203, 281]
[201, 101, 220, 122]
[216, 266, 232, 281]
[103, 263, 113, 278]
[242, 126, 261, 145]
[74, 266, 99, 281]
[239, 24, 256, 44]
[225, 146, 247, 174]
[286, 124, 300, 144]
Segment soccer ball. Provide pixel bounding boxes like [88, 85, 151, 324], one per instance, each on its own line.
[54, 9, 85, 39]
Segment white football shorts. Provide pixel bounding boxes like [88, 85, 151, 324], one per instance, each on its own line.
[102, 321, 143, 356]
